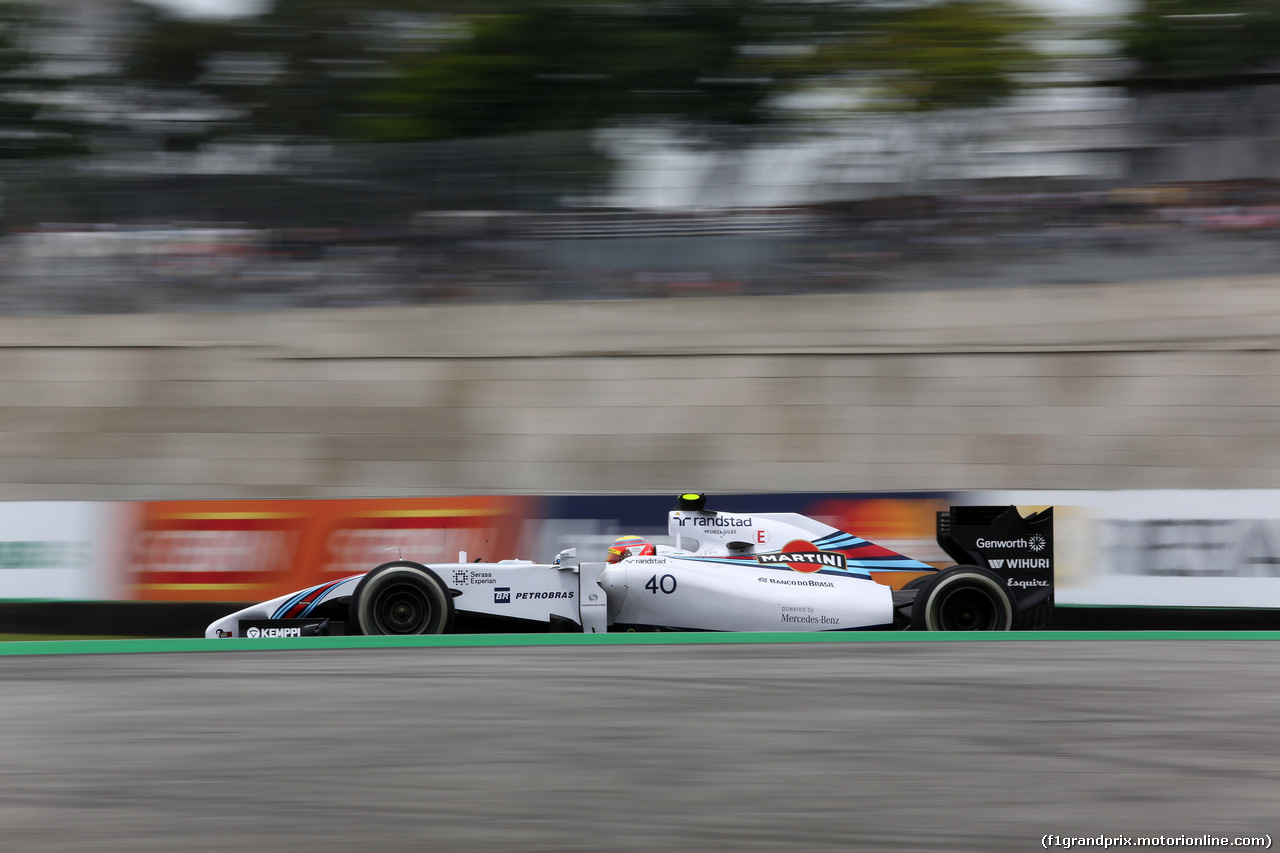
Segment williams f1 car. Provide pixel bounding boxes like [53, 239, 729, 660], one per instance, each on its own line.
[206, 494, 1054, 638]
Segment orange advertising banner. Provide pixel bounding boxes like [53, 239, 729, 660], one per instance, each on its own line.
[123, 495, 537, 602]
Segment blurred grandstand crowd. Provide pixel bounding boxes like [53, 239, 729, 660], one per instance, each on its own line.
[2, 0, 1280, 313]
[3, 182, 1279, 314]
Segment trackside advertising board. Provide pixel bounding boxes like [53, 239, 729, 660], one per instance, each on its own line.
[121, 496, 535, 602]
[0, 503, 107, 600]
[6, 491, 1280, 608]
[0, 494, 951, 602]
[973, 490, 1280, 608]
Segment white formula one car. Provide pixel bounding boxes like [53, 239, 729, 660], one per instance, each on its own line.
[206, 493, 1054, 638]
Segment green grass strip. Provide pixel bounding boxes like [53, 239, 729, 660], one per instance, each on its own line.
[4, 630, 1280, 656]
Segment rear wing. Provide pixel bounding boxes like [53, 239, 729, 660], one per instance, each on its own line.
[937, 505, 1053, 616]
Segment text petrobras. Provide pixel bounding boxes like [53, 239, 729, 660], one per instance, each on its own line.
[494, 588, 574, 603]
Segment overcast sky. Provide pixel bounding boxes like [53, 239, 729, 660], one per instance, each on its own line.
[142, 0, 268, 19]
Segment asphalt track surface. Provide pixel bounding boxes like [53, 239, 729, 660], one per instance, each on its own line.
[3, 636, 1278, 853]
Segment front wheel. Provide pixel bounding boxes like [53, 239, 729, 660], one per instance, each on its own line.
[347, 561, 454, 636]
[910, 566, 1015, 631]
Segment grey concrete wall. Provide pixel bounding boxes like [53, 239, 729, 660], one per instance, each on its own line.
[2, 275, 1279, 499]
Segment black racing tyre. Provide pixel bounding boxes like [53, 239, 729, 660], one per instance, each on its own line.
[347, 561, 454, 636]
[910, 565, 1015, 631]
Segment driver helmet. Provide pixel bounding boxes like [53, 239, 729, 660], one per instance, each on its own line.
[607, 535, 655, 563]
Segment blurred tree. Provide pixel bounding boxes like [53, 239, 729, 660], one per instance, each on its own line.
[214, 0, 426, 140]
[115, 0, 1047, 144]
[361, 1, 784, 140]
[1117, 0, 1280, 87]
[119, 4, 239, 87]
[856, 1, 1045, 110]
[0, 2, 88, 158]
[361, 0, 1046, 139]
[118, 0, 395, 142]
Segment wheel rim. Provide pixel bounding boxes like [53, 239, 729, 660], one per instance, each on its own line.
[935, 585, 1003, 630]
[370, 582, 433, 634]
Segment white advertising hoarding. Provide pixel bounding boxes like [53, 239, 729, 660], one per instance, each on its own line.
[0, 502, 126, 601]
[970, 491, 1280, 608]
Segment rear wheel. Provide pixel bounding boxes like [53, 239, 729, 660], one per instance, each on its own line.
[910, 566, 1015, 631]
[347, 562, 454, 636]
